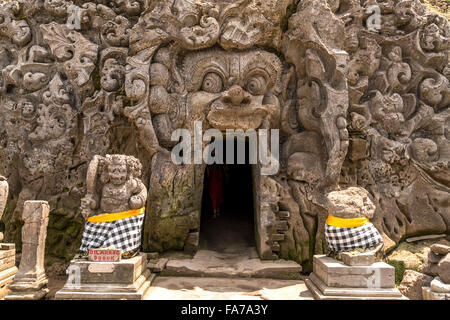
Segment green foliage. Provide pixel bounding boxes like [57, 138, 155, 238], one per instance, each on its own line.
[387, 259, 406, 285]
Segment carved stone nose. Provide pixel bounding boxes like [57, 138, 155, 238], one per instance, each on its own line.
[222, 85, 250, 106]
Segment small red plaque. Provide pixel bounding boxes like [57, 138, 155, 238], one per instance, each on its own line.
[88, 248, 122, 262]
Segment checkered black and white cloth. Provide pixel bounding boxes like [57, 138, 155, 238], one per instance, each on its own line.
[325, 222, 383, 252]
[79, 214, 145, 253]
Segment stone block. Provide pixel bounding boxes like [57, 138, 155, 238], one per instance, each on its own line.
[148, 258, 169, 273]
[437, 254, 450, 283]
[0, 265, 18, 287]
[0, 243, 15, 250]
[147, 252, 159, 260]
[313, 255, 396, 288]
[305, 273, 405, 300]
[272, 233, 285, 241]
[0, 255, 15, 272]
[431, 244, 450, 256]
[55, 253, 153, 300]
[306, 255, 405, 300]
[341, 251, 376, 266]
[65, 254, 146, 284]
[0, 244, 17, 289]
[422, 287, 450, 300]
[277, 211, 290, 219]
[0, 248, 15, 260]
[398, 270, 433, 300]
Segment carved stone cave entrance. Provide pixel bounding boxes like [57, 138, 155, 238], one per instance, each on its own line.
[199, 138, 258, 254]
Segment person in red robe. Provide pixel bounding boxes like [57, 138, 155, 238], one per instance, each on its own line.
[207, 164, 224, 218]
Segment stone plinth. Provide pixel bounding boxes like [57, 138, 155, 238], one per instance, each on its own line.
[422, 276, 450, 300]
[422, 287, 450, 300]
[305, 255, 406, 300]
[0, 243, 18, 299]
[55, 253, 154, 300]
[5, 201, 50, 300]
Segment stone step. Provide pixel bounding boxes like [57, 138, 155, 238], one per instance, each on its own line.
[0, 255, 15, 273]
[0, 266, 18, 287]
[66, 254, 146, 285]
[313, 255, 395, 288]
[144, 276, 313, 300]
[55, 271, 155, 300]
[0, 272, 16, 288]
[0, 244, 15, 250]
[0, 249, 15, 260]
[305, 278, 407, 300]
[308, 272, 404, 298]
[161, 248, 302, 280]
[4, 288, 49, 300]
[56, 269, 152, 294]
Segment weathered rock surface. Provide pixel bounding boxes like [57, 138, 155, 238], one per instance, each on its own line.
[326, 187, 376, 219]
[437, 253, 450, 283]
[161, 248, 302, 280]
[398, 270, 433, 300]
[0, 0, 447, 271]
[386, 238, 450, 283]
[145, 276, 313, 300]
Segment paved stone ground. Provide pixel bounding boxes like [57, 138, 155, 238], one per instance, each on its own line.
[161, 248, 303, 279]
[145, 246, 312, 300]
[144, 276, 313, 300]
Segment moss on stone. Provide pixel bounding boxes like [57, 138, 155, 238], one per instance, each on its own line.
[387, 259, 406, 285]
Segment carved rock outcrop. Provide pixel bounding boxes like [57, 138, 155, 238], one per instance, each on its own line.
[0, 0, 447, 271]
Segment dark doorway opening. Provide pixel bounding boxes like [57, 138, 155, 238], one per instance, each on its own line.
[199, 138, 255, 253]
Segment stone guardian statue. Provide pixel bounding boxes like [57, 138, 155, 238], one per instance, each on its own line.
[77, 154, 147, 259]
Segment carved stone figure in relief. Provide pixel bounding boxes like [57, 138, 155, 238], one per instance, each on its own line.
[181, 49, 282, 131]
[78, 154, 147, 259]
[0, 0, 448, 269]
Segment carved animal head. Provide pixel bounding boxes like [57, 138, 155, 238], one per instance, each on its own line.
[182, 49, 282, 130]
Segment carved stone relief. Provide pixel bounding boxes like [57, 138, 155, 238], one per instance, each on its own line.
[0, 0, 447, 270]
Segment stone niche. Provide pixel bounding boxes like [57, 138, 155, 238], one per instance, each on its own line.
[0, 0, 448, 269]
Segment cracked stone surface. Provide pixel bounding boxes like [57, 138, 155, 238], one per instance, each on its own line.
[161, 248, 303, 280]
[144, 276, 313, 300]
[0, 0, 447, 272]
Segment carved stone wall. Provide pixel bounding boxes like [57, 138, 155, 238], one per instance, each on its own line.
[0, 0, 448, 270]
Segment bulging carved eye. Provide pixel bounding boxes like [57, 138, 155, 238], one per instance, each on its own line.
[201, 73, 223, 93]
[246, 75, 267, 95]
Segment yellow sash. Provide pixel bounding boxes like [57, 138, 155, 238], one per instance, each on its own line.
[326, 215, 369, 228]
[88, 207, 145, 223]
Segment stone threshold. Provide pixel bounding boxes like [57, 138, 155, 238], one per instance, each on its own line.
[160, 247, 303, 280]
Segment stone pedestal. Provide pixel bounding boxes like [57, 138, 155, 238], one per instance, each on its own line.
[55, 253, 154, 300]
[422, 277, 450, 300]
[5, 201, 50, 300]
[0, 243, 18, 299]
[305, 255, 406, 300]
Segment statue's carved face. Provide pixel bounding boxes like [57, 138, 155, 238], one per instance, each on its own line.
[183, 49, 282, 130]
[107, 162, 128, 186]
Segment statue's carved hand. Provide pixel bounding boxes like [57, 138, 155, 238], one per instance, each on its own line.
[129, 195, 143, 210]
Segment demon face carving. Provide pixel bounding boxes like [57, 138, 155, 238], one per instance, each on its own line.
[182, 49, 283, 131]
